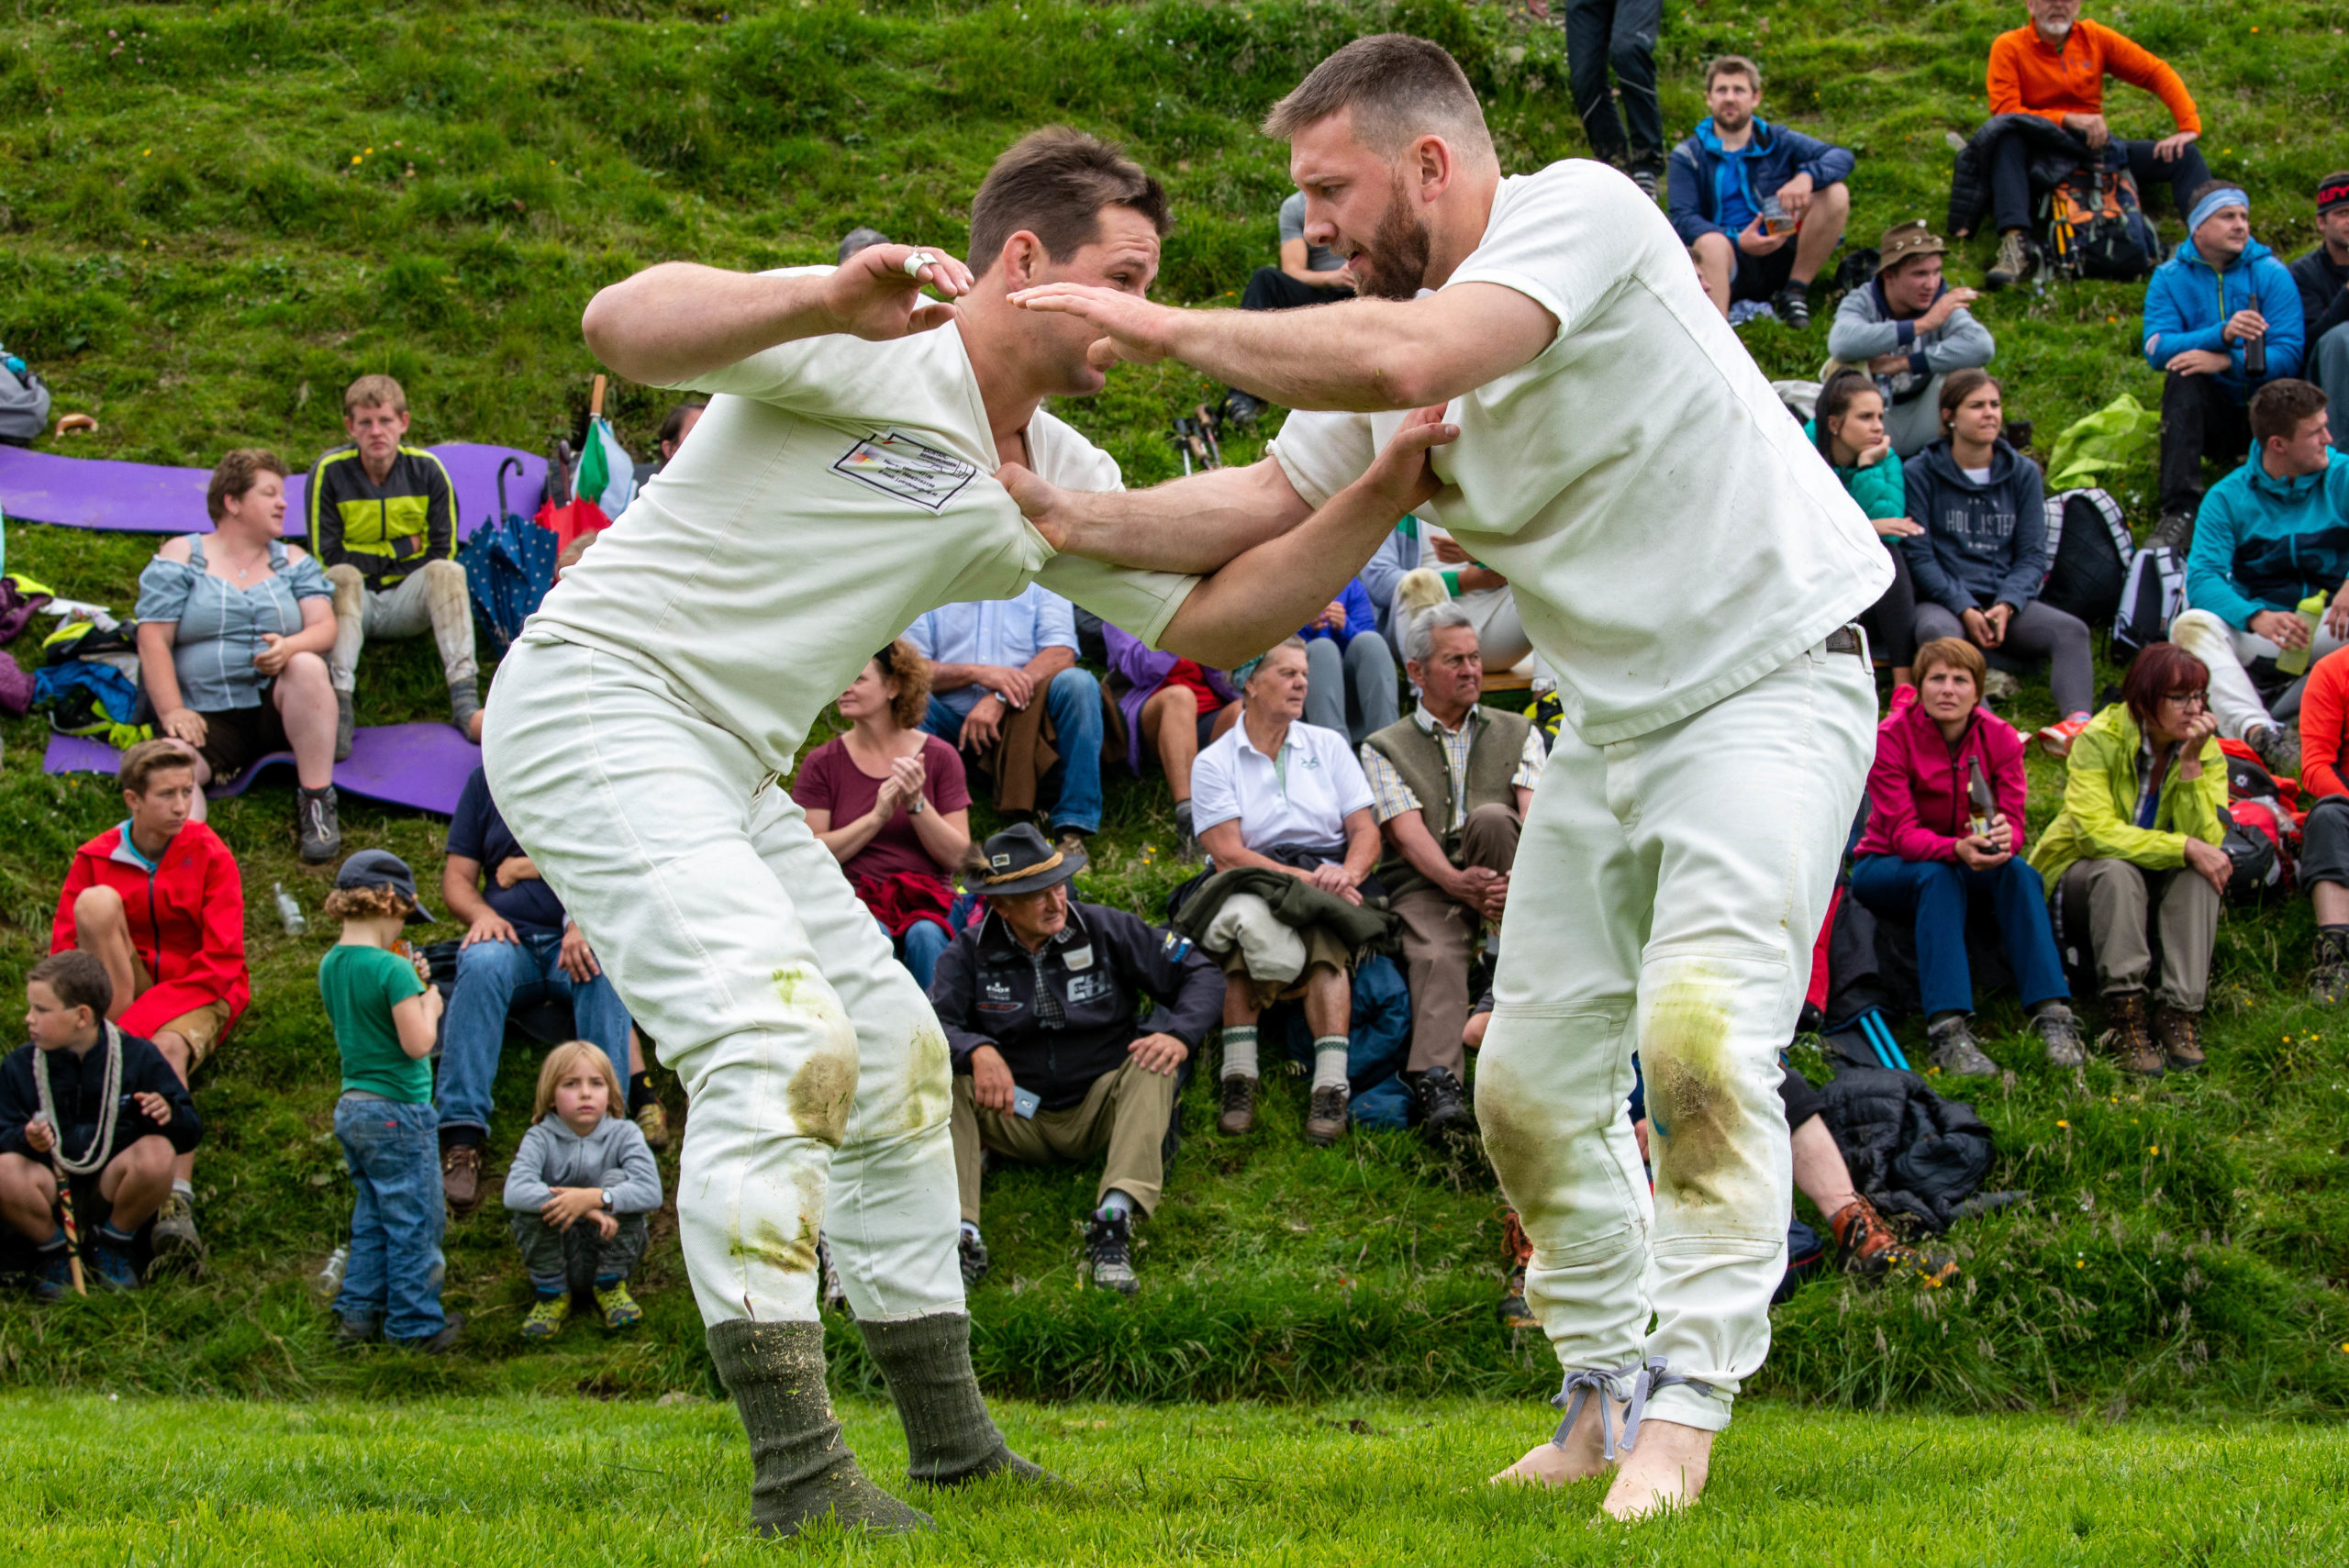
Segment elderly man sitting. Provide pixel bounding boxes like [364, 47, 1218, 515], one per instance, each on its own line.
[1176, 639, 1386, 1145]
[930, 825, 1222, 1296]
[1359, 605, 1545, 1140]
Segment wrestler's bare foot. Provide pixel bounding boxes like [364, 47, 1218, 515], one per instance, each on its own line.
[1489, 1396, 1624, 1486]
[1601, 1418, 1712, 1520]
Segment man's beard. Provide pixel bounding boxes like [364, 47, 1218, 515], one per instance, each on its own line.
[1353, 174, 1433, 302]
[2038, 17, 2073, 41]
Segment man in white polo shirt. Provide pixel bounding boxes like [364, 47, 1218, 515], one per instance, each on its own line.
[1003, 37, 1889, 1519]
[484, 130, 1458, 1538]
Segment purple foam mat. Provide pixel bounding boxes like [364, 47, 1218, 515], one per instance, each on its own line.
[43, 721, 479, 817]
[0, 443, 547, 539]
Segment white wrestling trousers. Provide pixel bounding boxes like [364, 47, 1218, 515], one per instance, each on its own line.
[1476, 639, 1875, 1431]
[484, 635, 963, 1327]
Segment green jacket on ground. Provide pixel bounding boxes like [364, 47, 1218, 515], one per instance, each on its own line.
[2028, 703, 2228, 888]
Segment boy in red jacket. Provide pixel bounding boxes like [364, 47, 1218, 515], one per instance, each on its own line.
[50, 739, 249, 1271]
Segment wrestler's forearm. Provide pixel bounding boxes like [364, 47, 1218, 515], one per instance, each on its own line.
[582, 263, 840, 386]
[1053, 459, 1312, 576]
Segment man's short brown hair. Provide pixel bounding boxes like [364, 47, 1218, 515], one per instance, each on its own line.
[2252, 378, 2328, 447]
[966, 129, 1169, 272]
[28, 951, 112, 1023]
[205, 448, 286, 524]
[118, 738, 198, 799]
[1263, 33, 1491, 157]
[342, 373, 407, 417]
[1705, 54, 1764, 92]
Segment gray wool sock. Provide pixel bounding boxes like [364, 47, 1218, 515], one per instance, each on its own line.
[706, 1318, 931, 1538]
[1311, 1037, 1351, 1092]
[855, 1311, 1052, 1488]
[1221, 1025, 1260, 1082]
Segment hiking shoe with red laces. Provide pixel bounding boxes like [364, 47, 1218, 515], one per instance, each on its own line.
[1829, 1196, 1958, 1286]
[441, 1144, 484, 1218]
[2035, 714, 2093, 757]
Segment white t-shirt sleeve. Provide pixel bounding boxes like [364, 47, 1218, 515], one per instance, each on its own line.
[1328, 738, 1377, 819]
[658, 267, 844, 406]
[1267, 410, 1378, 511]
[1444, 164, 1621, 347]
[1188, 736, 1241, 835]
[1027, 411, 1199, 649]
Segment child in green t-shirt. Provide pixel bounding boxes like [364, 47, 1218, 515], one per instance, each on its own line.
[318, 851, 460, 1351]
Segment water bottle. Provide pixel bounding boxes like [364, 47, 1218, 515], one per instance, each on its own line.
[273, 882, 306, 936]
[2243, 290, 2267, 380]
[314, 1245, 347, 1299]
[2277, 590, 2327, 677]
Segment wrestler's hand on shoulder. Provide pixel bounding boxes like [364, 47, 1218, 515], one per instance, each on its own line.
[823, 245, 974, 340]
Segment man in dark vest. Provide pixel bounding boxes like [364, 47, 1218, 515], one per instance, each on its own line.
[1358, 604, 1545, 1139]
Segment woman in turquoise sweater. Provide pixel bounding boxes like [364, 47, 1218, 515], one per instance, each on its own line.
[1811, 369, 1923, 686]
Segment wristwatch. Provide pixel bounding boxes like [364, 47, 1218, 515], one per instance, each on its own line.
[600, 1188, 613, 1211]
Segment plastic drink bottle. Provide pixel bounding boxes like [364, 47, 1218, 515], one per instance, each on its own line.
[2277, 589, 2327, 676]
[273, 883, 306, 935]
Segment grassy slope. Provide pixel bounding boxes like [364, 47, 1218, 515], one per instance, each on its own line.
[11, 1393, 2349, 1564]
[2, 0, 2349, 1414]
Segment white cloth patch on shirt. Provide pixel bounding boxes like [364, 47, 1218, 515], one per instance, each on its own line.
[832, 430, 979, 511]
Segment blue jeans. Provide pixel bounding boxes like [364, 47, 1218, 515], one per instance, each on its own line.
[332, 1095, 446, 1341]
[1848, 854, 2069, 1019]
[886, 917, 953, 991]
[436, 929, 633, 1138]
[921, 666, 1103, 832]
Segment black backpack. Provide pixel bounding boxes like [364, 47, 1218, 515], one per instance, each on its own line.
[2040, 160, 2165, 282]
[2114, 543, 2185, 659]
[2038, 487, 2132, 627]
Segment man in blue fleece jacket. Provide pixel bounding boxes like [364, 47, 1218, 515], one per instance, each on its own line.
[2169, 380, 2349, 773]
[2143, 182, 2306, 538]
[1666, 53, 1854, 328]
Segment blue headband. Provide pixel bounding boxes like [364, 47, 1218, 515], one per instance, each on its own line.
[2187, 186, 2248, 237]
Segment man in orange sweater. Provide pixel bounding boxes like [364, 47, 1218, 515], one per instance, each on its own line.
[1977, 0, 2212, 289]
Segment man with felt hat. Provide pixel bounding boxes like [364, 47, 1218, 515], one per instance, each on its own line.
[1825, 219, 1995, 459]
[928, 823, 1222, 1298]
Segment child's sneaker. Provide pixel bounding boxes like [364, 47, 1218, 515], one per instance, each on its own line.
[596, 1280, 644, 1331]
[2034, 713, 2093, 757]
[88, 1240, 140, 1293]
[520, 1294, 571, 1340]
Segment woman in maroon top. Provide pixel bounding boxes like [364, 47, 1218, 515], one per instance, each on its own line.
[794, 641, 972, 988]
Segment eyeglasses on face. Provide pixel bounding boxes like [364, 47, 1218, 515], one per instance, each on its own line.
[2160, 690, 2208, 708]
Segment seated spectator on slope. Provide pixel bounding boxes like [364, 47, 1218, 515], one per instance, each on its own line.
[504, 1041, 663, 1341]
[2293, 174, 2349, 450]
[1298, 576, 1399, 746]
[1825, 221, 1993, 459]
[1972, 0, 2212, 289]
[1809, 369, 1925, 687]
[909, 585, 1106, 851]
[633, 401, 706, 486]
[1667, 53, 1854, 328]
[932, 826, 1222, 1298]
[51, 740, 247, 1273]
[136, 449, 341, 862]
[795, 641, 972, 989]
[1220, 191, 1355, 422]
[2296, 642, 2349, 1000]
[1185, 641, 1384, 1144]
[2170, 381, 2349, 775]
[2143, 183, 2306, 540]
[436, 757, 639, 1218]
[1902, 370, 2096, 747]
[1103, 622, 1241, 861]
[838, 226, 891, 262]
[1362, 517, 1425, 662]
[1360, 606, 1544, 1139]
[2029, 643, 2230, 1077]
[307, 375, 480, 752]
[1849, 639, 2083, 1077]
[0, 952, 201, 1298]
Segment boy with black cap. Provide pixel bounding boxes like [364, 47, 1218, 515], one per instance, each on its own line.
[2293, 173, 2349, 448]
[320, 849, 461, 1351]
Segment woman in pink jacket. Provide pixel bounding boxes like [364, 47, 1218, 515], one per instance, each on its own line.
[1848, 638, 2082, 1075]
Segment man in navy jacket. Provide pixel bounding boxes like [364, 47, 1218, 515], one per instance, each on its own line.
[1667, 54, 1854, 328]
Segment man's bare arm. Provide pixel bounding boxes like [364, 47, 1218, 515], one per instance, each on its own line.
[1011, 281, 1556, 412]
[1005, 455, 1313, 579]
[581, 247, 975, 387]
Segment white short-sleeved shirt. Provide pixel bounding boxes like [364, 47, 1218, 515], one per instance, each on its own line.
[1190, 716, 1376, 859]
[1269, 161, 1890, 747]
[527, 270, 1199, 772]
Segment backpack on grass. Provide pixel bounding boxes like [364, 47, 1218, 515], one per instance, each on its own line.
[2115, 544, 2185, 659]
[2040, 161, 2165, 282]
[2038, 487, 2132, 628]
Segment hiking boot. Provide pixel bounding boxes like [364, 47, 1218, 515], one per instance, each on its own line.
[1304, 1084, 1351, 1146]
[1221, 389, 1263, 428]
[633, 1099, 672, 1154]
[1926, 1015, 1998, 1077]
[401, 1311, 466, 1353]
[1827, 1195, 1959, 1286]
[90, 1240, 140, 1292]
[2104, 991, 2165, 1076]
[332, 1314, 376, 1344]
[441, 1144, 484, 1218]
[957, 1229, 990, 1292]
[2154, 1002, 2206, 1072]
[1986, 228, 2034, 290]
[1627, 160, 1663, 202]
[2310, 929, 2349, 1004]
[28, 1250, 72, 1304]
[333, 690, 355, 762]
[2253, 723, 2302, 777]
[1085, 1209, 1139, 1296]
[596, 1280, 644, 1331]
[520, 1294, 571, 1340]
[1217, 1073, 1257, 1136]
[1414, 1065, 1473, 1140]
[1771, 282, 1812, 329]
[2145, 509, 2196, 553]
[1053, 828, 1091, 859]
[295, 785, 341, 864]
[149, 1192, 206, 1274]
[856, 1311, 1052, 1488]
[451, 681, 484, 745]
[2030, 1002, 2087, 1068]
[708, 1318, 932, 1538]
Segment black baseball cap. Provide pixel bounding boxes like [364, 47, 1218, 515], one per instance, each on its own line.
[335, 848, 437, 926]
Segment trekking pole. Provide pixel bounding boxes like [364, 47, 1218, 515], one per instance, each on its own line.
[590, 373, 607, 419]
[1193, 404, 1226, 470]
[49, 1147, 86, 1297]
[1170, 418, 1195, 476]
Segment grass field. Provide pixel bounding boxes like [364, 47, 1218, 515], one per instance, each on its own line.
[12, 1393, 2349, 1564]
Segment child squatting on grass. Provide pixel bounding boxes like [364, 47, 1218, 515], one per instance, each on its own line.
[503, 1040, 662, 1340]
[320, 851, 462, 1351]
[0, 951, 202, 1298]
